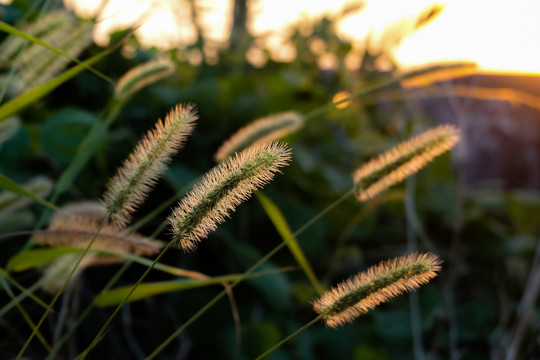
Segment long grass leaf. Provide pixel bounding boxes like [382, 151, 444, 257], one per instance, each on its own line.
[0, 275, 51, 351]
[256, 192, 324, 294]
[0, 47, 111, 121]
[94, 268, 294, 307]
[0, 21, 112, 84]
[0, 174, 60, 211]
[7, 247, 83, 272]
[0, 267, 49, 310]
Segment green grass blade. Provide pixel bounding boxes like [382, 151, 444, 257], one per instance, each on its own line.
[0, 267, 49, 310]
[0, 277, 46, 319]
[256, 192, 324, 294]
[0, 21, 113, 84]
[0, 47, 111, 121]
[54, 100, 123, 197]
[94, 268, 294, 307]
[0, 176, 53, 217]
[0, 275, 51, 351]
[0, 173, 61, 212]
[34, 100, 124, 231]
[8, 244, 198, 278]
[7, 247, 83, 272]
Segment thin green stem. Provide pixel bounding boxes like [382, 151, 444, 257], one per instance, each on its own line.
[254, 314, 324, 360]
[0, 0, 53, 103]
[46, 256, 134, 360]
[0, 275, 51, 351]
[0, 277, 45, 319]
[303, 63, 473, 123]
[146, 188, 354, 359]
[303, 73, 408, 122]
[34, 99, 125, 232]
[79, 240, 175, 359]
[16, 216, 109, 360]
[0, 267, 49, 311]
[131, 179, 196, 232]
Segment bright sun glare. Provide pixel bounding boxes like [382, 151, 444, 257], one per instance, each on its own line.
[61, 0, 540, 74]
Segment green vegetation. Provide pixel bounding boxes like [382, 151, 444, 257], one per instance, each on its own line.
[0, 2, 537, 359]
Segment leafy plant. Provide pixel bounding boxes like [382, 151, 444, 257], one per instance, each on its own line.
[1, 2, 535, 360]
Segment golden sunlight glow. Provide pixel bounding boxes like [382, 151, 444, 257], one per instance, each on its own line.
[395, 0, 540, 74]
[333, 91, 352, 109]
[63, 0, 540, 74]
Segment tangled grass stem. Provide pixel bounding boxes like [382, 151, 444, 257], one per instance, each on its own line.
[147, 188, 355, 359]
[79, 240, 175, 360]
[16, 216, 109, 360]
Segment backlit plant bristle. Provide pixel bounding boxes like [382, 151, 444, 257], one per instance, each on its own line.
[214, 111, 304, 162]
[0, 176, 53, 217]
[352, 124, 460, 202]
[18, 21, 94, 91]
[103, 104, 197, 228]
[0, 10, 73, 67]
[114, 58, 175, 100]
[313, 253, 441, 328]
[169, 142, 292, 251]
[33, 214, 163, 256]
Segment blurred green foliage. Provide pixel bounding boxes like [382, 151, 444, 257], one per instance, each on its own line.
[0, 2, 538, 359]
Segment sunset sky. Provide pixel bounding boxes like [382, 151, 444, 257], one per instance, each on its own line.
[58, 0, 540, 74]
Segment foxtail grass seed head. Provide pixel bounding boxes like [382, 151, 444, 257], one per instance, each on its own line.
[33, 214, 163, 256]
[353, 124, 460, 202]
[103, 104, 197, 228]
[0, 10, 73, 67]
[19, 21, 94, 90]
[313, 253, 441, 328]
[169, 142, 292, 251]
[214, 111, 304, 162]
[114, 59, 175, 100]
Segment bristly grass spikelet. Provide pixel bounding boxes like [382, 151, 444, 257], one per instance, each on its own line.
[114, 58, 175, 100]
[17, 21, 93, 91]
[353, 124, 460, 201]
[214, 111, 304, 162]
[103, 104, 197, 228]
[169, 142, 292, 251]
[313, 253, 441, 328]
[33, 214, 163, 256]
[0, 10, 73, 67]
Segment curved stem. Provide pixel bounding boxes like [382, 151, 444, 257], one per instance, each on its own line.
[46, 256, 134, 360]
[16, 216, 109, 359]
[79, 240, 175, 359]
[254, 314, 323, 360]
[147, 188, 354, 359]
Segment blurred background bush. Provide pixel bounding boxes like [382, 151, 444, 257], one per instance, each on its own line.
[1, 1, 540, 359]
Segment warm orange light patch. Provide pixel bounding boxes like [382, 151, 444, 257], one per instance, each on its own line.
[64, 0, 540, 74]
[395, 0, 540, 74]
[333, 91, 352, 109]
